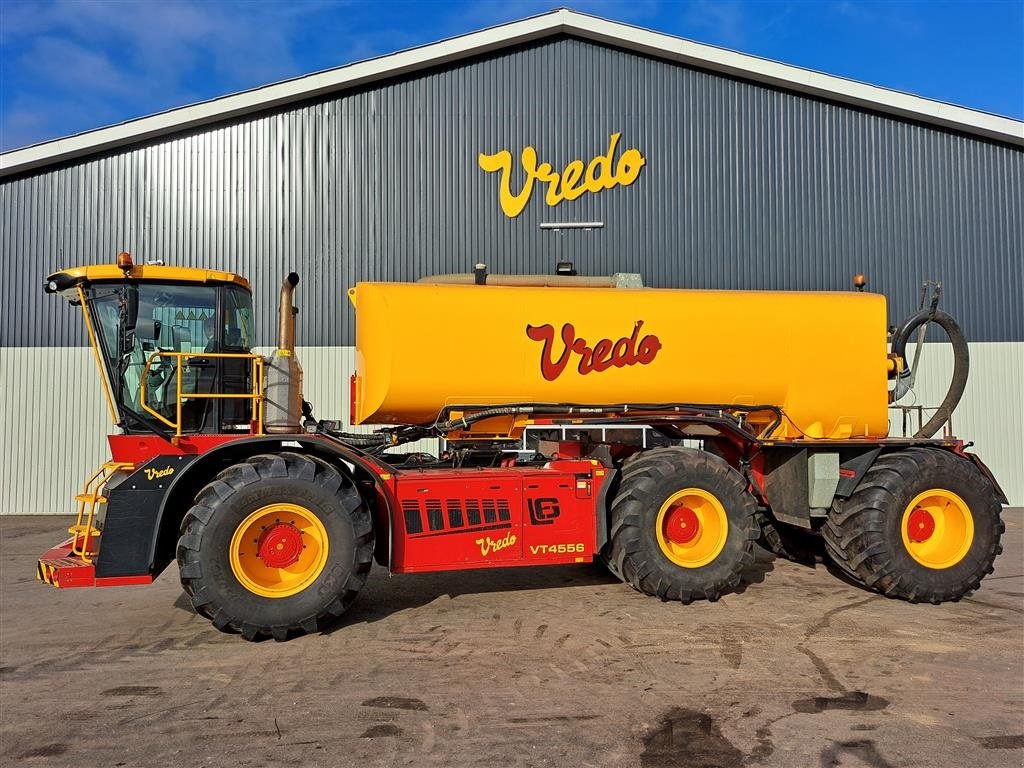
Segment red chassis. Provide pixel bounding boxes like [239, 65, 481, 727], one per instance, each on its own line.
[39, 434, 612, 585]
[385, 460, 610, 573]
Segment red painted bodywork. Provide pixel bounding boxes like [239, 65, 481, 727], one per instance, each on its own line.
[384, 459, 610, 574]
[107, 434, 244, 462]
[43, 429, 613, 587]
[108, 433, 245, 463]
[748, 452, 767, 502]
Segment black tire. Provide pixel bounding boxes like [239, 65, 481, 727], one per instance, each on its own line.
[176, 452, 374, 640]
[600, 447, 685, 579]
[603, 447, 759, 603]
[756, 512, 824, 566]
[822, 448, 1003, 603]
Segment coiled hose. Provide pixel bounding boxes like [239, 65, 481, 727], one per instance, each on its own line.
[891, 309, 970, 438]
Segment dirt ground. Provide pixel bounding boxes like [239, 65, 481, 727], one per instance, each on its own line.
[1, 512, 1022, 768]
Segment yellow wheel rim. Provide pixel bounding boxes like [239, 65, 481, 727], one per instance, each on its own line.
[229, 503, 329, 598]
[655, 488, 729, 569]
[900, 489, 974, 569]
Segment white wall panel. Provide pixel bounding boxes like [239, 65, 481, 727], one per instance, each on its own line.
[0, 347, 113, 515]
[2, 342, 1020, 514]
[0, 345, 440, 515]
[890, 341, 1023, 504]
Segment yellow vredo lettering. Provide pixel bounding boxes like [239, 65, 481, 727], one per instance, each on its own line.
[144, 466, 174, 481]
[584, 131, 621, 192]
[475, 532, 517, 557]
[478, 132, 646, 218]
[477, 148, 535, 218]
[559, 160, 586, 201]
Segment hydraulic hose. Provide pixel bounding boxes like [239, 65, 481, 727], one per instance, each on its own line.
[891, 309, 970, 438]
[316, 422, 391, 447]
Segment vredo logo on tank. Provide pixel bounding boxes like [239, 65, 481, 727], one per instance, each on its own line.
[526, 321, 662, 381]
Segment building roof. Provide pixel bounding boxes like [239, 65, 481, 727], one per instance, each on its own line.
[2, 8, 1021, 177]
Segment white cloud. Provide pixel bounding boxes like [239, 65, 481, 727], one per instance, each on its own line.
[0, 0, 671, 151]
[0, 0, 337, 150]
[24, 36, 142, 97]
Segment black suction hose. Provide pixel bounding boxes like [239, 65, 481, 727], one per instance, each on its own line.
[891, 309, 969, 438]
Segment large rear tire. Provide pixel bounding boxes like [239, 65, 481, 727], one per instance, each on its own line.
[604, 447, 758, 603]
[176, 452, 373, 640]
[822, 448, 1003, 603]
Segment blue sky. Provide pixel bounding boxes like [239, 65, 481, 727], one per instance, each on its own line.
[1, 0, 1022, 152]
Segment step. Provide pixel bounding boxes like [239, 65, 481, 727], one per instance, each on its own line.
[74, 494, 107, 504]
[37, 539, 96, 588]
[36, 539, 153, 589]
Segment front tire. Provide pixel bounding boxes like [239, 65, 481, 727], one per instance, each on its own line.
[822, 448, 1003, 603]
[176, 452, 374, 640]
[604, 447, 759, 603]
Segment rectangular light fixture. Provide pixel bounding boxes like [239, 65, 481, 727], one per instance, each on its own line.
[539, 221, 605, 230]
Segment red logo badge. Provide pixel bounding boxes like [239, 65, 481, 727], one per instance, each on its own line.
[525, 321, 661, 381]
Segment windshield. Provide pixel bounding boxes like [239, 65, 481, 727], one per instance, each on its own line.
[87, 282, 254, 433]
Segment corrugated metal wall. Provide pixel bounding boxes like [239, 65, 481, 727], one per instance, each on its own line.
[1, 347, 111, 514]
[2, 36, 1021, 347]
[1, 35, 1022, 512]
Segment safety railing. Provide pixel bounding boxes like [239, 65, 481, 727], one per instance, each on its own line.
[69, 460, 134, 562]
[139, 352, 265, 438]
[890, 405, 953, 439]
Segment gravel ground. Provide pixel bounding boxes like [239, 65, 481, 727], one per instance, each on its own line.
[1, 511, 1022, 768]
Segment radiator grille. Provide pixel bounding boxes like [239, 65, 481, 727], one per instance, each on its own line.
[403, 498, 513, 536]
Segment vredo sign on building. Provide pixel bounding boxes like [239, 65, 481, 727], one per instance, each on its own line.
[478, 132, 646, 218]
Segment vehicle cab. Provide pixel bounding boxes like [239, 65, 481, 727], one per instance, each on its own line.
[45, 253, 258, 436]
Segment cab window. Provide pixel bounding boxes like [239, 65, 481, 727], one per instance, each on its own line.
[87, 282, 253, 434]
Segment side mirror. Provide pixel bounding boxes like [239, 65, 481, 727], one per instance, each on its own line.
[134, 318, 161, 341]
[171, 326, 192, 352]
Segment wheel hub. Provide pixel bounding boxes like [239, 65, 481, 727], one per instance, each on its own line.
[906, 508, 936, 543]
[229, 503, 329, 599]
[663, 505, 700, 545]
[256, 523, 304, 568]
[900, 489, 974, 570]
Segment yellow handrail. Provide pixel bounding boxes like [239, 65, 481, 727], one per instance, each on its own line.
[139, 352, 265, 437]
[69, 460, 133, 562]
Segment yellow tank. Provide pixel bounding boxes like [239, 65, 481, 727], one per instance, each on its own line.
[349, 282, 891, 440]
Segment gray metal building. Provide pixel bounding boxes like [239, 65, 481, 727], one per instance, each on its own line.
[2, 9, 1022, 511]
